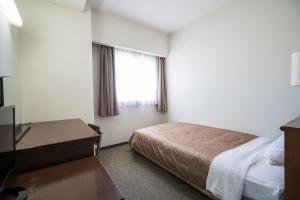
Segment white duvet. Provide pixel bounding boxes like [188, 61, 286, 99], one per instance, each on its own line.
[206, 137, 275, 200]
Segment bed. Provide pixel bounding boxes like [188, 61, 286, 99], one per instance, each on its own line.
[129, 122, 284, 200]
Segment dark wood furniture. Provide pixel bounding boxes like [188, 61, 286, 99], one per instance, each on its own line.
[280, 116, 300, 200]
[8, 157, 124, 200]
[15, 119, 100, 173]
[7, 119, 124, 200]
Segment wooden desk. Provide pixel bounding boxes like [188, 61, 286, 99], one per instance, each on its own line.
[9, 157, 124, 200]
[15, 119, 99, 173]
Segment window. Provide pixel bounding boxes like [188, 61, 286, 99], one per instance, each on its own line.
[115, 48, 157, 106]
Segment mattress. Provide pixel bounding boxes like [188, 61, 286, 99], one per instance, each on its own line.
[129, 122, 256, 191]
[244, 158, 284, 200]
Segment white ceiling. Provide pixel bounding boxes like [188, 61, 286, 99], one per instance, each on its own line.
[44, 0, 232, 33]
[91, 0, 232, 33]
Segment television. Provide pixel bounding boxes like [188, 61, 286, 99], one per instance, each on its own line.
[0, 77, 30, 142]
[0, 105, 15, 193]
[0, 106, 27, 199]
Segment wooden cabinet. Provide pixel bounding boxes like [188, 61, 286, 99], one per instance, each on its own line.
[280, 116, 300, 199]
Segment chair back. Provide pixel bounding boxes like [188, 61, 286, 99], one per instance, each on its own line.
[88, 124, 103, 157]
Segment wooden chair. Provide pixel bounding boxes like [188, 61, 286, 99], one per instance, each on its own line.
[88, 124, 103, 158]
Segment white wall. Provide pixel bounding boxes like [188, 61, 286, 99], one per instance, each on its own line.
[92, 11, 168, 57]
[94, 107, 166, 147]
[167, 0, 300, 138]
[0, 9, 18, 77]
[18, 0, 94, 124]
[0, 8, 22, 124]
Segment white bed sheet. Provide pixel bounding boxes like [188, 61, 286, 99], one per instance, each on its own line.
[207, 137, 284, 200]
[244, 158, 284, 200]
[207, 138, 271, 200]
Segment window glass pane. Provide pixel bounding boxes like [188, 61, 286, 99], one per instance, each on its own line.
[115, 49, 157, 106]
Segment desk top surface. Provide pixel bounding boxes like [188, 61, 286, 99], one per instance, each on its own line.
[17, 119, 99, 150]
[280, 116, 300, 132]
[9, 157, 124, 200]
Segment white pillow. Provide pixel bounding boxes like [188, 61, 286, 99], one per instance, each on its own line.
[264, 134, 284, 165]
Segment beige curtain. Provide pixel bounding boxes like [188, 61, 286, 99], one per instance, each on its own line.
[95, 44, 119, 116]
[157, 57, 168, 113]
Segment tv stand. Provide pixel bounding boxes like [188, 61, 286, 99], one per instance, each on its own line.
[0, 186, 28, 200]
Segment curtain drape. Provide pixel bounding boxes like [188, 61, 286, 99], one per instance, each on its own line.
[157, 57, 168, 113]
[95, 44, 119, 116]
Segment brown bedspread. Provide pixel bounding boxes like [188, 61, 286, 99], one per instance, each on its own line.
[129, 122, 256, 192]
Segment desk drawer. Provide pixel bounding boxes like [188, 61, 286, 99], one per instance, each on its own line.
[15, 137, 99, 173]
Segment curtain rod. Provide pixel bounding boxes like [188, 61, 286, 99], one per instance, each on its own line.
[92, 41, 167, 58]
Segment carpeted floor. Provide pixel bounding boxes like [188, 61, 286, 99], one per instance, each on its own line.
[99, 144, 210, 200]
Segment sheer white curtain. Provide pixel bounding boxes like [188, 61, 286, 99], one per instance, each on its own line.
[115, 48, 157, 106]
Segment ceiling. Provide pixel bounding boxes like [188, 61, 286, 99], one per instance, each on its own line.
[91, 0, 232, 33]
[45, 0, 232, 33]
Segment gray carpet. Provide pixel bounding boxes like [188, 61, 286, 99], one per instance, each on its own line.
[99, 144, 209, 200]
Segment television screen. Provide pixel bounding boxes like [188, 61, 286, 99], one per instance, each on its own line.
[0, 106, 15, 193]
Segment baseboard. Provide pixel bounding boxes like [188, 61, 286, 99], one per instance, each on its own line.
[100, 142, 128, 150]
